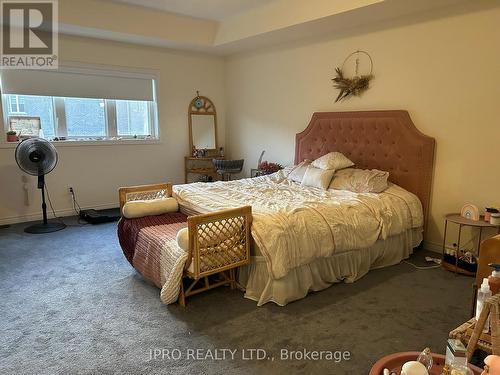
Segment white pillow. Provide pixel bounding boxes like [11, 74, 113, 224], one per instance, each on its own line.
[287, 160, 311, 183]
[122, 197, 179, 219]
[329, 168, 389, 193]
[301, 166, 335, 190]
[311, 152, 354, 170]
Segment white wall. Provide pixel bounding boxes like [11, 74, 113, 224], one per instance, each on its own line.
[0, 35, 226, 224]
[225, 7, 500, 250]
[2, 6, 499, 253]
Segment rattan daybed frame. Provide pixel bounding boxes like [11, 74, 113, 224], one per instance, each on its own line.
[119, 183, 252, 306]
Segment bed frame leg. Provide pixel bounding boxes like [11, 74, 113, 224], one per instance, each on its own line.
[229, 269, 236, 290]
[179, 281, 186, 307]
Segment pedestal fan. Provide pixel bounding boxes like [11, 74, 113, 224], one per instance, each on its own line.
[15, 138, 66, 234]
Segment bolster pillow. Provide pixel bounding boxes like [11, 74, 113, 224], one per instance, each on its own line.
[176, 227, 189, 252]
[122, 197, 179, 219]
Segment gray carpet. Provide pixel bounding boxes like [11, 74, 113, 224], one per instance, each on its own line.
[0, 217, 472, 374]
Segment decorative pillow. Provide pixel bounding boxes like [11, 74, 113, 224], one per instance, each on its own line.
[329, 168, 389, 193]
[301, 166, 336, 190]
[311, 152, 354, 171]
[287, 160, 311, 183]
[122, 197, 179, 219]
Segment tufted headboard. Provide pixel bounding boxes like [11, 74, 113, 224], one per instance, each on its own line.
[295, 110, 435, 231]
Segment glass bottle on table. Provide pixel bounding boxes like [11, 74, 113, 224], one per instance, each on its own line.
[449, 362, 473, 375]
[417, 347, 433, 371]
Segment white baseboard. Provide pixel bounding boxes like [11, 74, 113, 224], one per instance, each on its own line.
[0, 202, 119, 226]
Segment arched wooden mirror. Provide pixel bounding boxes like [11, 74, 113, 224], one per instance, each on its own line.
[188, 92, 217, 153]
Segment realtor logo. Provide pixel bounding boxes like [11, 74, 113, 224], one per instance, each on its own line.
[1, 0, 58, 68]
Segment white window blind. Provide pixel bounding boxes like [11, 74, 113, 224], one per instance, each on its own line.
[1, 66, 158, 141]
[1, 68, 155, 101]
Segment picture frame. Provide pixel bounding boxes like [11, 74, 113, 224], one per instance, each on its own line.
[9, 116, 41, 138]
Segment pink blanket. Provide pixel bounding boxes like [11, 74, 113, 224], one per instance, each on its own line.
[117, 212, 187, 287]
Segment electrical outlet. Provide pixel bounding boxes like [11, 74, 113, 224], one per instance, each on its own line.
[68, 186, 74, 194]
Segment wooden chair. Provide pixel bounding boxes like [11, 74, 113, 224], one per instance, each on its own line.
[118, 182, 252, 306]
[471, 235, 500, 316]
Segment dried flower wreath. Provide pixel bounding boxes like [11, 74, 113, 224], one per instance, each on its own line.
[332, 50, 374, 102]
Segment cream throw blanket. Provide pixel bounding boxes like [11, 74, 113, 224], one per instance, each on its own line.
[158, 240, 188, 304]
[173, 171, 422, 280]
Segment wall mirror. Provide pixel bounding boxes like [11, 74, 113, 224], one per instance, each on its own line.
[189, 92, 217, 153]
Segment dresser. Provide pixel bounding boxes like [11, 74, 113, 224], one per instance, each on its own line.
[184, 156, 225, 183]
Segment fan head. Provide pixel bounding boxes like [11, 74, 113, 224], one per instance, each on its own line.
[15, 138, 58, 176]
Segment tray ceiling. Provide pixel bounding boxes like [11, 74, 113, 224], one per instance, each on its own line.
[104, 0, 275, 21]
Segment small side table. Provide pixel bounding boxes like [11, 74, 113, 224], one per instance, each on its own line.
[250, 169, 262, 178]
[442, 213, 500, 274]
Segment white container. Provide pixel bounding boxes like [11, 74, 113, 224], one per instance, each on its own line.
[476, 278, 492, 333]
[401, 361, 428, 375]
[491, 213, 500, 225]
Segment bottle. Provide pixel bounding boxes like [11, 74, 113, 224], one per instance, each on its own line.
[449, 362, 473, 375]
[476, 278, 492, 333]
[417, 347, 433, 371]
[488, 263, 500, 295]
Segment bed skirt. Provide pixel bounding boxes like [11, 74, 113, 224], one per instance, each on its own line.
[238, 228, 423, 306]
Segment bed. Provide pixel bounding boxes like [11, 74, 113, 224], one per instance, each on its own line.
[173, 110, 435, 306]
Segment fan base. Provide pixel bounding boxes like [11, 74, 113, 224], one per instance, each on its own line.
[25, 221, 66, 234]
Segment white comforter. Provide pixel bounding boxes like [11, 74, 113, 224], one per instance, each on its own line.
[173, 171, 422, 280]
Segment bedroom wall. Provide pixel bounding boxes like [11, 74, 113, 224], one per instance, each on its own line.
[225, 6, 500, 251]
[0, 35, 226, 224]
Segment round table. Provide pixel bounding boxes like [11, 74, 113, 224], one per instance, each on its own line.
[369, 352, 483, 375]
[442, 213, 500, 275]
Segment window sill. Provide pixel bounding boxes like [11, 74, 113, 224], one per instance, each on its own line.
[0, 138, 161, 149]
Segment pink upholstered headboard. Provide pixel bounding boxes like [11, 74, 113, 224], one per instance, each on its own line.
[295, 110, 435, 230]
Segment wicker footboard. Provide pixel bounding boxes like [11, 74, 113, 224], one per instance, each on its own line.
[118, 182, 252, 306]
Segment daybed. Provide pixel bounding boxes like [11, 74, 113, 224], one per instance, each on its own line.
[118, 183, 252, 306]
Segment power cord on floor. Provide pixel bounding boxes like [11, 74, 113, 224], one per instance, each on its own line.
[403, 257, 442, 270]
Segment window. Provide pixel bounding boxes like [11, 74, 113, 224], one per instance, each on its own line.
[2, 94, 155, 140]
[64, 98, 106, 137]
[1, 67, 158, 142]
[116, 100, 150, 137]
[9, 95, 25, 113]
